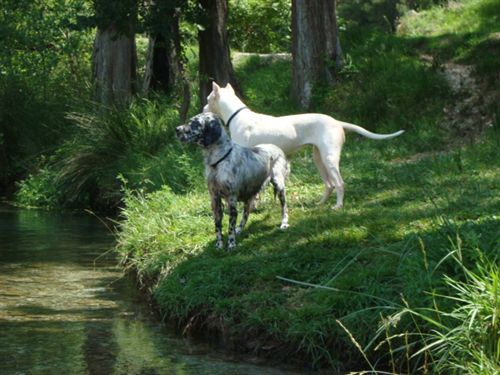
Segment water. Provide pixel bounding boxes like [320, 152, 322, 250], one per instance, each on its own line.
[0, 205, 301, 375]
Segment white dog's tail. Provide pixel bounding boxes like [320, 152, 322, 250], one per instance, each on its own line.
[340, 121, 405, 140]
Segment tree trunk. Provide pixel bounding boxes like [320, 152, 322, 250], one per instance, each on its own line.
[92, 1, 137, 106]
[143, 9, 191, 121]
[291, 0, 343, 109]
[143, 34, 172, 94]
[198, 0, 240, 108]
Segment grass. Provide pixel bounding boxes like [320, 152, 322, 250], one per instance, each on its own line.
[372, 242, 499, 374]
[398, 0, 500, 81]
[117, 122, 499, 370]
[115, 0, 500, 371]
[115, 1, 500, 371]
[10, 0, 499, 371]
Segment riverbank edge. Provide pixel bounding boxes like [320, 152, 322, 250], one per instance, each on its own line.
[123, 267, 316, 371]
[114, 125, 500, 372]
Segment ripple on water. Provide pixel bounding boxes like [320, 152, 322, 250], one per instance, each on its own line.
[0, 206, 304, 375]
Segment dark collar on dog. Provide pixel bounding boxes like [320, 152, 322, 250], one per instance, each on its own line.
[226, 106, 248, 128]
[211, 147, 233, 168]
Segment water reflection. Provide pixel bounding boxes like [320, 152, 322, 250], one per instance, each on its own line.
[0, 205, 300, 375]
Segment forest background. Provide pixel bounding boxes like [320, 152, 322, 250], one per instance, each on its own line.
[0, 0, 499, 373]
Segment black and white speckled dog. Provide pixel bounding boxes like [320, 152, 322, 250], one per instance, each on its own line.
[176, 112, 289, 250]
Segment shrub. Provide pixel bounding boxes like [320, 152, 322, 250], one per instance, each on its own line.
[373, 238, 499, 374]
[15, 166, 61, 208]
[228, 0, 291, 53]
[0, 0, 93, 192]
[51, 98, 200, 210]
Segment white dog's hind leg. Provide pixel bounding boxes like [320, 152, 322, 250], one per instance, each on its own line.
[321, 150, 344, 210]
[313, 147, 334, 204]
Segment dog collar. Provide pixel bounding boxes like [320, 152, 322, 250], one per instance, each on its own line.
[211, 147, 233, 168]
[226, 107, 248, 128]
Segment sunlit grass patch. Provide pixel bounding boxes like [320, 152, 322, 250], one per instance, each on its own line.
[115, 1, 499, 370]
[116, 129, 499, 369]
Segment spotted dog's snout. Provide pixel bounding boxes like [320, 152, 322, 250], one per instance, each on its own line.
[176, 124, 191, 143]
[176, 113, 223, 147]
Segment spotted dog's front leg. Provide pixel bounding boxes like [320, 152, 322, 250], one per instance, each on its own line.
[227, 195, 238, 250]
[211, 194, 224, 249]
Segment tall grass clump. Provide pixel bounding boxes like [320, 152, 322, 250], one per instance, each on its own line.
[16, 98, 201, 210]
[55, 99, 200, 209]
[364, 230, 499, 374]
[117, 187, 212, 283]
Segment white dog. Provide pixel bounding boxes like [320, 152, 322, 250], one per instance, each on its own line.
[204, 82, 404, 209]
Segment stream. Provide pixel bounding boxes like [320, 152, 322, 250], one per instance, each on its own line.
[0, 205, 302, 375]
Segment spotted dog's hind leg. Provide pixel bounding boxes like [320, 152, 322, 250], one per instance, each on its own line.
[211, 194, 224, 249]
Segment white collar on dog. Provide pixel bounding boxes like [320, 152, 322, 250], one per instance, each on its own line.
[226, 107, 248, 128]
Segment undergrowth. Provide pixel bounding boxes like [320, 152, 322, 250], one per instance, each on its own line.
[16, 98, 202, 210]
[14, 0, 500, 371]
[117, 131, 499, 370]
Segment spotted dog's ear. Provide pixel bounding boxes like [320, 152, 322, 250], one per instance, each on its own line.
[202, 115, 222, 147]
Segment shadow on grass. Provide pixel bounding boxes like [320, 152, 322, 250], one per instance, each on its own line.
[153, 206, 498, 369]
[148, 135, 499, 369]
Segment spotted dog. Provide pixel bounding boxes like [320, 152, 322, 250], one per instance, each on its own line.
[176, 112, 289, 250]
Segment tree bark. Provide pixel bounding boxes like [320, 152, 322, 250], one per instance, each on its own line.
[143, 8, 191, 121]
[143, 34, 172, 94]
[198, 0, 240, 108]
[92, 1, 137, 106]
[291, 0, 343, 109]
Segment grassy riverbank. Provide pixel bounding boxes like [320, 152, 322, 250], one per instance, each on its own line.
[116, 1, 499, 372]
[117, 136, 499, 371]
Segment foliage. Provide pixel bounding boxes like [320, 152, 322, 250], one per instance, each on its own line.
[140, 0, 187, 36]
[371, 240, 499, 374]
[51, 99, 200, 210]
[338, 0, 450, 32]
[15, 165, 62, 208]
[228, 0, 291, 53]
[15, 98, 201, 210]
[0, 0, 93, 191]
[93, 0, 138, 32]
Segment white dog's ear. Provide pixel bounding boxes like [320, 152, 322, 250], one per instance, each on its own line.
[225, 83, 234, 93]
[212, 82, 220, 95]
